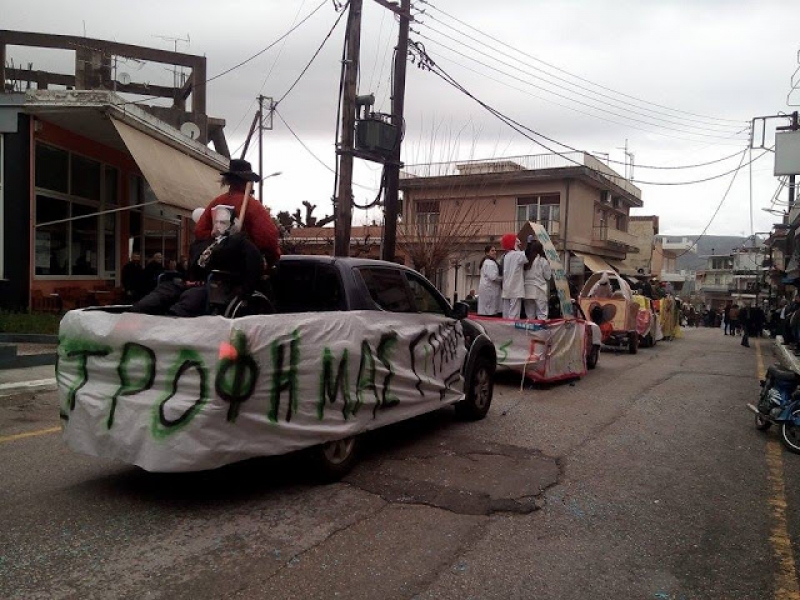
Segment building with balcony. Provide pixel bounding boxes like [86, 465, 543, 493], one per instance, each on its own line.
[398, 152, 643, 301]
[0, 31, 230, 311]
[695, 245, 766, 309]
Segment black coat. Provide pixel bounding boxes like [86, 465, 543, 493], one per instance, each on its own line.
[188, 233, 263, 293]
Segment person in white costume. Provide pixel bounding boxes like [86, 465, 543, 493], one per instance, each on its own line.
[588, 271, 614, 298]
[477, 245, 502, 316]
[500, 233, 527, 319]
[523, 237, 552, 320]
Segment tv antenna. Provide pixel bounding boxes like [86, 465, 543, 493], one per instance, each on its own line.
[152, 34, 190, 88]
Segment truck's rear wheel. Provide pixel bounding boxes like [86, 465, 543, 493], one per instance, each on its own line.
[310, 436, 359, 482]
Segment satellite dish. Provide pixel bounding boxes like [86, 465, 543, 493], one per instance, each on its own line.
[119, 72, 131, 85]
[180, 121, 201, 140]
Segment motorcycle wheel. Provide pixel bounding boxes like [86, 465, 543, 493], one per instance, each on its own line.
[780, 409, 800, 454]
[754, 413, 772, 431]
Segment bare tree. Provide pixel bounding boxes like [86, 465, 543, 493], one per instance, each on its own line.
[399, 194, 491, 279]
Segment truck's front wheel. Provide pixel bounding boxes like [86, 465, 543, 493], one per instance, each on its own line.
[455, 356, 494, 420]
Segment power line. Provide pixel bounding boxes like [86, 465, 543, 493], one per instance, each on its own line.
[118, 0, 331, 107]
[274, 108, 376, 191]
[670, 149, 750, 258]
[274, 0, 350, 108]
[417, 0, 745, 127]
[412, 30, 748, 143]
[415, 20, 745, 137]
[409, 41, 769, 186]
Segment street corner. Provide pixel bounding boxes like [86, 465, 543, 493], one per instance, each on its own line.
[345, 440, 559, 516]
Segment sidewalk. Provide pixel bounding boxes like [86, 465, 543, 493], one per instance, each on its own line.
[0, 364, 57, 397]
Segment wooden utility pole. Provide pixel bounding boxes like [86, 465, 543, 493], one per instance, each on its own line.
[334, 0, 363, 257]
[381, 0, 411, 262]
[258, 95, 265, 202]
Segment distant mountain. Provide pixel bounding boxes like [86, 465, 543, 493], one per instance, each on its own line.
[658, 235, 753, 272]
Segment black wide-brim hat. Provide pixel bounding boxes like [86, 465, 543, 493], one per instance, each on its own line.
[221, 158, 261, 182]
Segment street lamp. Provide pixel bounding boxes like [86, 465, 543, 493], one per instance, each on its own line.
[259, 171, 282, 205]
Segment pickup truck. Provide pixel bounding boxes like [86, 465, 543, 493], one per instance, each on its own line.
[57, 256, 497, 479]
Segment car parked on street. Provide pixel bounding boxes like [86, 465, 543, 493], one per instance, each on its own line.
[57, 256, 496, 479]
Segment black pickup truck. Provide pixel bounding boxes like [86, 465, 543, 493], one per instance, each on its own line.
[57, 255, 497, 478]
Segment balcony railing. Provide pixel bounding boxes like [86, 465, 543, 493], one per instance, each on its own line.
[398, 219, 560, 242]
[593, 225, 639, 251]
[400, 151, 642, 200]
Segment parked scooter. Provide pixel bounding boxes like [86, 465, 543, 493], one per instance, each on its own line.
[747, 365, 800, 454]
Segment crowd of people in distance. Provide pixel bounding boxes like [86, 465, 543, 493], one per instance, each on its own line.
[121, 159, 280, 318]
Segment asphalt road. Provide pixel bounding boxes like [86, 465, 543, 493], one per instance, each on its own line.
[1, 327, 798, 600]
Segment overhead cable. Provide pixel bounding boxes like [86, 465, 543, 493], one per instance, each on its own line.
[415, 22, 745, 137]
[408, 41, 769, 186]
[417, 0, 745, 126]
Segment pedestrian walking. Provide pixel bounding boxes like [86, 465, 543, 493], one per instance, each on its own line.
[728, 304, 740, 336]
[740, 303, 751, 347]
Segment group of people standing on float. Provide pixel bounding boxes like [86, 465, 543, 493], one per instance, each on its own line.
[477, 233, 552, 320]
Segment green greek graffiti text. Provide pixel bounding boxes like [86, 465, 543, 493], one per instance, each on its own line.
[151, 348, 208, 440]
[269, 329, 300, 423]
[58, 339, 112, 420]
[216, 329, 258, 423]
[374, 332, 399, 416]
[318, 347, 353, 420]
[109, 343, 156, 429]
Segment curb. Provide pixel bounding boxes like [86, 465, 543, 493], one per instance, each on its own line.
[0, 378, 58, 397]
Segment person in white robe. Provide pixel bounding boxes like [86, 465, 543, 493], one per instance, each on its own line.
[500, 234, 527, 319]
[477, 245, 502, 316]
[523, 238, 552, 320]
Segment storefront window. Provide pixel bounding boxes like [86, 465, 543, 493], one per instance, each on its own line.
[35, 144, 69, 193]
[71, 154, 101, 200]
[103, 166, 118, 275]
[34, 144, 119, 278]
[35, 195, 69, 275]
[71, 203, 98, 275]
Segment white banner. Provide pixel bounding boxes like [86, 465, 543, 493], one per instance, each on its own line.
[472, 316, 587, 382]
[57, 309, 467, 472]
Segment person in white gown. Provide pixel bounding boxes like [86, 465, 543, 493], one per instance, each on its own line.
[500, 234, 527, 319]
[523, 238, 552, 320]
[477, 245, 502, 316]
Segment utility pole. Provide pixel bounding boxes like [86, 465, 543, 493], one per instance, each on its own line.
[334, 0, 363, 257]
[258, 95, 264, 202]
[789, 111, 799, 210]
[381, 0, 411, 263]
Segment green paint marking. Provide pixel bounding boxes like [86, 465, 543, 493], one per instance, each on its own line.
[498, 340, 512, 364]
[317, 347, 352, 420]
[269, 329, 300, 423]
[110, 342, 156, 429]
[151, 348, 209, 440]
[58, 338, 112, 416]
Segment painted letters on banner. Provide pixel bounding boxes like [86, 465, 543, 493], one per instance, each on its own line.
[57, 309, 467, 472]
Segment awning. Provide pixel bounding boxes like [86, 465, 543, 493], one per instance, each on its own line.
[112, 118, 225, 212]
[573, 252, 617, 273]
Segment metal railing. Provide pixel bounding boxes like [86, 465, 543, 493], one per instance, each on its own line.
[400, 151, 642, 199]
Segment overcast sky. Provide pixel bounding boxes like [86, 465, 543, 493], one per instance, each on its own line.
[4, 0, 799, 236]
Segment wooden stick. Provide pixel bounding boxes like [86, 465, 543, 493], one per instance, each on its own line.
[238, 180, 254, 229]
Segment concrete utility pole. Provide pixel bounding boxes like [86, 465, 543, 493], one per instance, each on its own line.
[334, 0, 363, 257]
[789, 111, 799, 210]
[381, 0, 411, 263]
